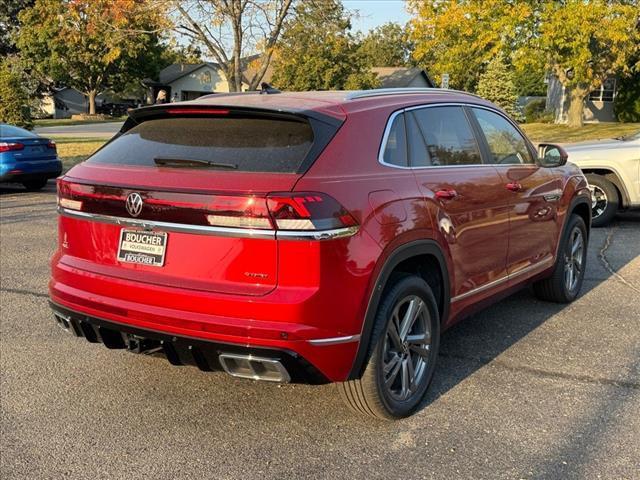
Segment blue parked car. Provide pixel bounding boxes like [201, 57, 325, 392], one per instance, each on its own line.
[1, 123, 62, 191]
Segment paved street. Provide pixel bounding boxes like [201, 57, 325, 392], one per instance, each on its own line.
[1, 181, 639, 480]
[34, 122, 124, 139]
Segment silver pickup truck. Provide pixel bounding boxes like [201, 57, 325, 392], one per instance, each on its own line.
[564, 131, 640, 227]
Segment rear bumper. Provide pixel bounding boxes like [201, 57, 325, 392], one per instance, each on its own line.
[0, 158, 62, 182]
[49, 259, 366, 382]
[50, 301, 329, 384]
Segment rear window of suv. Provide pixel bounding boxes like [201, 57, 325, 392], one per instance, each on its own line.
[87, 116, 314, 173]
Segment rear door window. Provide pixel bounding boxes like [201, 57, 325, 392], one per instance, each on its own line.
[87, 116, 314, 173]
[409, 106, 482, 166]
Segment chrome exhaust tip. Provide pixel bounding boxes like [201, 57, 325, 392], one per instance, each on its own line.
[219, 353, 291, 383]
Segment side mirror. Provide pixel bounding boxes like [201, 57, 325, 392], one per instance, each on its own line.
[538, 143, 568, 167]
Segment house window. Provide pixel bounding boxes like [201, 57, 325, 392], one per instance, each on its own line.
[589, 77, 616, 102]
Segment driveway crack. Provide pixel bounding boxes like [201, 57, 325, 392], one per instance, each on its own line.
[598, 226, 640, 294]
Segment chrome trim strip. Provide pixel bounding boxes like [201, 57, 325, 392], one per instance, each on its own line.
[308, 334, 361, 346]
[58, 207, 359, 241]
[276, 226, 359, 241]
[450, 258, 554, 303]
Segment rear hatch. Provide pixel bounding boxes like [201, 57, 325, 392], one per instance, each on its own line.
[57, 104, 345, 296]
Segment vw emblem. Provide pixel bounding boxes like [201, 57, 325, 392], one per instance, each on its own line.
[125, 192, 144, 217]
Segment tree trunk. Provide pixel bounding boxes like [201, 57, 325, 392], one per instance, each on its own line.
[566, 88, 586, 128]
[88, 90, 97, 115]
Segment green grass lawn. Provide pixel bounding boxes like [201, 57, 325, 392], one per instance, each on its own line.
[55, 137, 106, 171]
[34, 116, 126, 127]
[521, 122, 640, 143]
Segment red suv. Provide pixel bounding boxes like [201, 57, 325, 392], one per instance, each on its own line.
[50, 89, 591, 419]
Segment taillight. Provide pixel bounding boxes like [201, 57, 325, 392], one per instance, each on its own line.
[47, 140, 57, 151]
[56, 178, 358, 236]
[0, 142, 24, 153]
[267, 193, 357, 231]
[205, 195, 271, 229]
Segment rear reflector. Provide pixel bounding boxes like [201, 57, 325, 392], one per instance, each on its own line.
[0, 142, 24, 152]
[58, 197, 83, 210]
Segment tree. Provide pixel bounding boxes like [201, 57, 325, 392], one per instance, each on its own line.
[271, 0, 379, 91]
[476, 53, 518, 118]
[513, 65, 547, 97]
[614, 63, 640, 123]
[0, 59, 33, 128]
[173, 0, 294, 92]
[408, 0, 533, 92]
[358, 22, 413, 67]
[17, 0, 166, 115]
[0, 0, 34, 56]
[534, 0, 640, 127]
[407, 0, 640, 127]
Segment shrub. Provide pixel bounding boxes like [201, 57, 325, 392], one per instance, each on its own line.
[523, 98, 555, 123]
[0, 59, 33, 129]
[614, 70, 640, 122]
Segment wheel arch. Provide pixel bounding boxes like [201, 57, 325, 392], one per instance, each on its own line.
[347, 239, 450, 380]
[582, 168, 629, 208]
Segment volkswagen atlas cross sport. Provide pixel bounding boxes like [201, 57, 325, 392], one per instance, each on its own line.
[49, 88, 591, 419]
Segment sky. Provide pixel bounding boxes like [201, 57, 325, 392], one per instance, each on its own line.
[343, 0, 411, 33]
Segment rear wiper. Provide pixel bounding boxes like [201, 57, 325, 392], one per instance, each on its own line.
[153, 156, 238, 169]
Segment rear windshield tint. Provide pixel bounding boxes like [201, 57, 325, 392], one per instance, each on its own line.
[0, 124, 37, 138]
[87, 116, 314, 173]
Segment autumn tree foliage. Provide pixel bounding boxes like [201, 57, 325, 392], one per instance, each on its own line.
[271, 0, 379, 91]
[17, 0, 166, 115]
[358, 22, 413, 68]
[408, 0, 639, 127]
[534, 0, 640, 127]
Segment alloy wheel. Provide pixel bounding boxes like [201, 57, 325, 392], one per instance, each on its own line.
[564, 227, 584, 293]
[382, 295, 431, 401]
[589, 184, 608, 220]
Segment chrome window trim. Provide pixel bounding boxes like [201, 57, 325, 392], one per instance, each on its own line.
[307, 334, 361, 345]
[377, 102, 534, 170]
[58, 207, 358, 241]
[450, 257, 554, 303]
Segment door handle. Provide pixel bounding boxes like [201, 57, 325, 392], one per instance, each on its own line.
[435, 189, 458, 200]
[505, 182, 523, 192]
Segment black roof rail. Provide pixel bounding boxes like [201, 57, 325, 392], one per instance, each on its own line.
[346, 88, 482, 101]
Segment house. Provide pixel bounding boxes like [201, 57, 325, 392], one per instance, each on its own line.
[372, 67, 435, 89]
[546, 75, 618, 123]
[144, 62, 251, 103]
[40, 87, 89, 119]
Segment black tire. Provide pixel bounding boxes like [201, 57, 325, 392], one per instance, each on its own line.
[585, 174, 618, 227]
[533, 214, 588, 303]
[338, 275, 440, 420]
[22, 178, 48, 191]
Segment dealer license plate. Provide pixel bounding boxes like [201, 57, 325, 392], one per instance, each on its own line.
[117, 229, 167, 267]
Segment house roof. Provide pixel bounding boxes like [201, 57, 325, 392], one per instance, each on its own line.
[158, 62, 220, 84]
[372, 67, 435, 88]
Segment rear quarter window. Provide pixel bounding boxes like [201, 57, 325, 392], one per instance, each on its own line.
[87, 116, 314, 173]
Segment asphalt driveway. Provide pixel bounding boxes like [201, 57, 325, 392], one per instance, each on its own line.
[1, 181, 638, 479]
